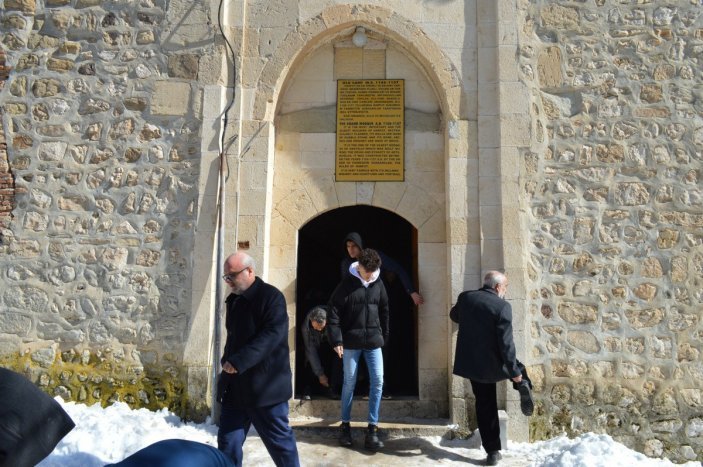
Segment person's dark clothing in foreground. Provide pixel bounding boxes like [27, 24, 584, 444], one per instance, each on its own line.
[0, 368, 75, 467]
[106, 439, 235, 467]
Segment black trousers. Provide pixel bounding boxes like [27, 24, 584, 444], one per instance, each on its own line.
[470, 380, 501, 453]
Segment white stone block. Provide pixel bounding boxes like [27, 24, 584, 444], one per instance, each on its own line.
[498, 45, 519, 82]
[418, 208, 446, 243]
[372, 182, 406, 211]
[481, 239, 504, 271]
[293, 44, 334, 81]
[477, 46, 498, 84]
[479, 204, 501, 240]
[478, 82, 499, 117]
[152, 81, 190, 116]
[300, 132, 335, 152]
[479, 176, 501, 206]
[478, 114, 499, 148]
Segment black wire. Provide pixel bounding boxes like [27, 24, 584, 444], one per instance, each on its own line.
[217, 0, 238, 179]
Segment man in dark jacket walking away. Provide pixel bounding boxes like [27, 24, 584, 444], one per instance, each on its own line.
[450, 271, 533, 466]
[328, 248, 389, 451]
[217, 251, 300, 467]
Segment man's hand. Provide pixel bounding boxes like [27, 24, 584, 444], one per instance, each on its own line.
[223, 361, 238, 374]
[318, 375, 329, 387]
[411, 292, 424, 305]
[511, 375, 522, 383]
[334, 345, 344, 358]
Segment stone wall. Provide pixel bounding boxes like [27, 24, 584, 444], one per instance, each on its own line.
[0, 49, 13, 228]
[519, 1, 702, 462]
[0, 0, 218, 418]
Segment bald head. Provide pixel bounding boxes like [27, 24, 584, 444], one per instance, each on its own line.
[223, 251, 256, 293]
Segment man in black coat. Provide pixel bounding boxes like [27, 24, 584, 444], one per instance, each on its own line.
[217, 251, 300, 467]
[450, 271, 532, 466]
[328, 248, 389, 451]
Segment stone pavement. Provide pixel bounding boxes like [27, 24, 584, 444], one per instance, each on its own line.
[243, 425, 532, 466]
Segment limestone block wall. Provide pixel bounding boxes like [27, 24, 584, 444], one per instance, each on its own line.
[0, 0, 221, 419]
[518, 1, 703, 462]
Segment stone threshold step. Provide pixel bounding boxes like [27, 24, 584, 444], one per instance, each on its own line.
[290, 417, 454, 438]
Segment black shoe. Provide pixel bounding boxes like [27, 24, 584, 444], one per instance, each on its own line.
[518, 380, 534, 416]
[381, 392, 392, 400]
[486, 451, 502, 465]
[338, 422, 353, 447]
[302, 394, 311, 400]
[364, 424, 384, 451]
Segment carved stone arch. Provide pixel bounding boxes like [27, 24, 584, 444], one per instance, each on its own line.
[253, 4, 463, 123]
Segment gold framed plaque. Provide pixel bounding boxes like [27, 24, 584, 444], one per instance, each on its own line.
[335, 79, 404, 181]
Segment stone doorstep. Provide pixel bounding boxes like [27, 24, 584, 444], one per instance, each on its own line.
[290, 405, 508, 449]
[290, 417, 453, 439]
[289, 397, 446, 420]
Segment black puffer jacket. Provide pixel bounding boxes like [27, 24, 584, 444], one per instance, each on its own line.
[327, 273, 389, 350]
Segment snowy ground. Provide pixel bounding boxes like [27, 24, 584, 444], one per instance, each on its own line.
[38, 399, 700, 467]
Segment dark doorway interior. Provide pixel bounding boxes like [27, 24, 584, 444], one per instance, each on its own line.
[295, 205, 419, 398]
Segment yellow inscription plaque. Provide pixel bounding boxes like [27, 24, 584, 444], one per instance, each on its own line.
[336, 79, 404, 181]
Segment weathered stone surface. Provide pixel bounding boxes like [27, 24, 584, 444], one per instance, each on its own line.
[47, 58, 74, 72]
[624, 308, 664, 329]
[537, 47, 562, 88]
[541, 4, 579, 30]
[31, 78, 62, 97]
[0, 312, 32, 336]
[557, 302, 597, 324]
[567, 331, 599, 353]
[4, 0, 36, 15]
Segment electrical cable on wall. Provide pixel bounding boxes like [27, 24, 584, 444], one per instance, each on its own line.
[211, 0, 238, 421]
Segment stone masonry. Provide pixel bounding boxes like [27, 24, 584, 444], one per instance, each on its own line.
[0, 0, 701, 463]
[519, 1, 702, 462]
[0, 49, 13, 228]
[0, 0, 217, 418]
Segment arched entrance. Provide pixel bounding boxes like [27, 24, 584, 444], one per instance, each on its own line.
[295, 205, 419, 398]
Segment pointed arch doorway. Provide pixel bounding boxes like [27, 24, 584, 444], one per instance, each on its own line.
[295, 205, 419, 399]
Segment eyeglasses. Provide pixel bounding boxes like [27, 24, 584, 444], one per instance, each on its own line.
[222, 267, 249, 282]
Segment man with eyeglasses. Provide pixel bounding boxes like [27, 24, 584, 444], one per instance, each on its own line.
[216, 251, 300, 467]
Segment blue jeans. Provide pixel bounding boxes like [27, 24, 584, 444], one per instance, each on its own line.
[340, 348, 384, 425]
[217, 401, 300, 467]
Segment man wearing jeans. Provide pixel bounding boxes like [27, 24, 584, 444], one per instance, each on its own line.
[216, 251, 300, 467]
[328, 248, 389, 450]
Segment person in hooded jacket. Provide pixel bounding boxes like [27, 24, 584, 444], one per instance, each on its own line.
[340, 232, 424, 306]
[328, 248, 389, 451]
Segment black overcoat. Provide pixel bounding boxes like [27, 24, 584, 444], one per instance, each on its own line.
[219, 277, 292, 408]
[450, 286, 521, 383]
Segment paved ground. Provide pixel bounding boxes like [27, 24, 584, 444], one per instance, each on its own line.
[243, 429, 531, 466]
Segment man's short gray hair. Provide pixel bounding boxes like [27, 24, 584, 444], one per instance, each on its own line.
[309, 306, 327, 323]
[240, 253, 256, 271]
[483, 271, 506, 288]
